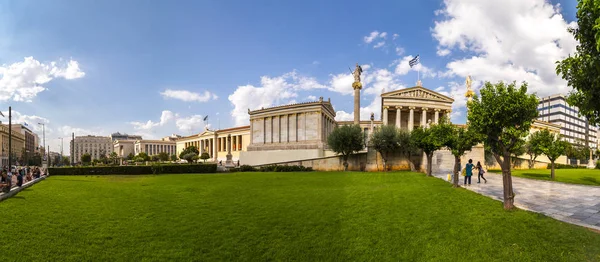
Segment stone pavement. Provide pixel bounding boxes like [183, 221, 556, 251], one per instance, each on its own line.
[433, 172, 600, 231]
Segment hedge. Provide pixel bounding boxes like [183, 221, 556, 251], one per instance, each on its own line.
[546, 163, 587, 169]
[48, 164, 217, 176]
[230, 165, 313, 172]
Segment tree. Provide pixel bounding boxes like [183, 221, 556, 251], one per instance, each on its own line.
[468, 81, 539, 210]
[525, 132, 545, 169]
[151, 155, 160, 162]
[179, 146, 199, 160]
[556, 0, 600, 125]
[158, 152, 169, 162]
[509, 140, 527, 168]
[81, 153, 91, 165]
[136, 152, 150, 162]
[109, 152, 119, 165]
[327, 125, 364, 170]
[62, 156, 70, 166]
[397, 129, 418, 171]
[126, 153, 135, 161]
[182, 152, 197, 164]
[370, 125, 400, 171]
[170, 155, 177, 161]
[192, 155, 200, 163]
[439, 120, 481, 187]
[411, 124, 447, 177]
[200, 152, 210, 163]
[538, 129, 570, 180]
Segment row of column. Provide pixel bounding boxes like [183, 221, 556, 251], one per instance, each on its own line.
[382, 106, 451, 130]
[322, 113, 336, 143]
[145, 144, 176, 156]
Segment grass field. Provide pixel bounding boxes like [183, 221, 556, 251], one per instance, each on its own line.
[1, 172, 599, 261]
[490, 169, 600, 186]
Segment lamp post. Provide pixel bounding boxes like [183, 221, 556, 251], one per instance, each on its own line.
[58, 137, 63, 166]
[38, 123, 45, 166]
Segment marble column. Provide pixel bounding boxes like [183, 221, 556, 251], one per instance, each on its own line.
[395, 106, 402, 128]
[354, 87, 361, 125]
[421, 108, 428, 127]
[383, 106, 389, 125]
[434, 109, 440, 124]
[408, 107, 415, 131]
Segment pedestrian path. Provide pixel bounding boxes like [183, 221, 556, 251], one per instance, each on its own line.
[433, 172, 600, 231]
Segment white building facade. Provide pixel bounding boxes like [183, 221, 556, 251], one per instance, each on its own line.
[73, 135, 113, 163]
[537, 94, 598, 149]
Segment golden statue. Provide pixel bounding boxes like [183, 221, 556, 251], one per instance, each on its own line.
[465, 75, 475, 101]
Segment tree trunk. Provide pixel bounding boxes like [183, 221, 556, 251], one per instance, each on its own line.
[426, 153, 433, 177]
[501, 152, 515, 210]
[550, 161, 555, 180]
[453, 155, 460, 187]
[343, 155, 349, 171]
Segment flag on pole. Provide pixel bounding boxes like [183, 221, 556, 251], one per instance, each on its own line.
[203, 115, 208, 121]
[409, 55, 420, 68]
[23, 122, 28, 127]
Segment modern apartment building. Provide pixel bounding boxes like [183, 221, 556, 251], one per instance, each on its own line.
[72, 135, 112, 163]
[537, 94, 598, 149]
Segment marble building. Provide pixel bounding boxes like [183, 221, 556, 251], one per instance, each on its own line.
[380, 86, 453, 130]
[176, 126, 250, 163]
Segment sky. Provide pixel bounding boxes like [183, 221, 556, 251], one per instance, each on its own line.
[0, 0, 580, 156]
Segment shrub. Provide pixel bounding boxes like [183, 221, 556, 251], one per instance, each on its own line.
[48, 164, 217, 176]
[258, 165, 311, 172]
[239, 165, 256, 172]
[596, 160, 600, 169]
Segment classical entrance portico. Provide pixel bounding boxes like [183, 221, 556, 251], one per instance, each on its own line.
[381, 86, 453, 130]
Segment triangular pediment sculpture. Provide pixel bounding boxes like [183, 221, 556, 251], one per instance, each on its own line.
[381, 86, 454, 103]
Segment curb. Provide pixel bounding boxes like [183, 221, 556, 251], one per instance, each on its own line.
[0, 176, 47, 202]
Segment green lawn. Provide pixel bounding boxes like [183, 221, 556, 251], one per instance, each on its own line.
[490, 169, 600, 186]
[1, 172, 599, 261]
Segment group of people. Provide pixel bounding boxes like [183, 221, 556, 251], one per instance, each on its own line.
[459, 159, 487, 185]
[0, 166, 45, 193]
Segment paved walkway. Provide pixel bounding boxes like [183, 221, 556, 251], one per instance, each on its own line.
[433, 172, 600, 230]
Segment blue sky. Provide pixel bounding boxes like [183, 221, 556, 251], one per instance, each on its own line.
[0, 0, 579, 154]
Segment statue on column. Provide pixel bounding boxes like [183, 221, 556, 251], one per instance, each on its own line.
[352, 63, 363, 89]
[225, 134, 234, 167]
[465, 75, 475, 102]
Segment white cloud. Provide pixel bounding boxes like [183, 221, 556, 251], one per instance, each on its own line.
[160, 89, 218, 102]
[0, 57, 85, 102]
[432, 0, 577, 97]
[373, 42, 385, 49]
[307, 95, 317, 101]
[228, 71, 326, 126]
[176, 115, 204, 133]
[393, 33, 399, 40]
[130, 110, 178, 130]
[312, 61, 320, 65]
[395, 47, 405, 56]
[436, 48, 451, 56]
[335, 110, 354, 121]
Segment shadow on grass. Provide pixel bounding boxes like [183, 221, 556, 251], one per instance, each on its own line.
[519, 173, 551, 179]
[580, 177, 600, 185]
[47, 178, 95, 182]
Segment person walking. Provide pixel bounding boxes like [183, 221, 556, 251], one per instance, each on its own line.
[16, 167, 23, 187]
[476, 161, 487, 183]
[464, 159, 474, 185]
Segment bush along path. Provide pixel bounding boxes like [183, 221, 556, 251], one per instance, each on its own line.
[433, 172, 600, 230]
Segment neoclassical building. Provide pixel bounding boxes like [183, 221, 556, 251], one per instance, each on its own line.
[176, 126, 250, 163]
[380, 86, 453, 130]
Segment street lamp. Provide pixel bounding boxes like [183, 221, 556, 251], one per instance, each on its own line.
[57, 137, 64, 166]
[38, 123, 45, 165]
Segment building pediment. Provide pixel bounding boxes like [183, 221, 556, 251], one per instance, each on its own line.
[381, 86, 454, 103]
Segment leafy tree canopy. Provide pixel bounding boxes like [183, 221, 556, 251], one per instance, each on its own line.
[179, 146, 199, 160]
[556, 0, 600, 124]
[327, 124, 364, 170]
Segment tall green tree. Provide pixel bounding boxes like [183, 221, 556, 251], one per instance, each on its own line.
[81, 153, 91, 165]
[525, 132, 545, 169]
[158, 152, 169, 162]
[327, 125, 364, 171]
[439, 120, 481, 187]
[109, 152, 119, 165]
[411, 124, 447, 177]
[126, 153, 135, 161]
[200, 152, 210, 163]
[179, 146, 199, 160]
[397, 129, 418, 171]
[182, 153, 197, 164]
[556, 0, 600, 125]
[136, 152, 150, 162]
[537, 129, 570, 179]
[370, 125, 400, 171]
[468, 81, 539, 210]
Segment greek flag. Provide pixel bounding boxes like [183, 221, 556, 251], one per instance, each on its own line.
[23, 122, 28, 127]
[409, 55, 420, 68]
[203, 115, 208, 121]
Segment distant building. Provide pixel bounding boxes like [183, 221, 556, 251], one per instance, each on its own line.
[73, 135, 112, 163]
[134, 139, 176, 156]
[0, 124, 26, 166]
[10, 124, 36, 160]
[537, 94, 598, 149]
[110, 132, 142, 141]
[113, 140, 136, 158]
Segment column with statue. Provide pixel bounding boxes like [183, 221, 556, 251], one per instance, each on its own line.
[352, 63, 363, 125]
[225, 134, 234, 167]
